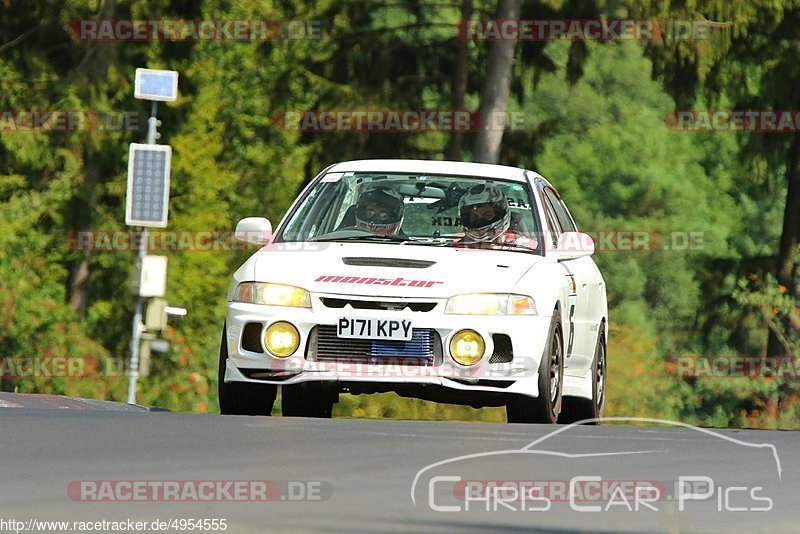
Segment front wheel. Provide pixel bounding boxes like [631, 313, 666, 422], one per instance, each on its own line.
[506, 311, 564, 424]
[218, 325, 277, 416]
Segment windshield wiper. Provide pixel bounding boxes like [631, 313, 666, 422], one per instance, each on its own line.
[460, 240, 539, 252]
[311, 234, 408, 243]
[400, 237, 455, 247]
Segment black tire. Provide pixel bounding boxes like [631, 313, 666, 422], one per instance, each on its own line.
[506, 310, 564, 424]
[218, 324, 277, 416]
[281, 384, 336, 418]
[559, 323, 606, 425]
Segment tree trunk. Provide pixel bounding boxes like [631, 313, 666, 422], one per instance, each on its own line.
[68, 0, 116, 314]
[77, 0, 116, 79]
[445, 0, 472, 161]
[766, 130, 800, 357]
[67, 149, 99, 315]
[472, 0, 521, 164]
[69, 258, 90, 314]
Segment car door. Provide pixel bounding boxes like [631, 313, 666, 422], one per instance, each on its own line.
[540, 185, 601, 375]
[535, 185, 579, 369]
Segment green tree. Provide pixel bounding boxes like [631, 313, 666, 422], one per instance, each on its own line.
[630, 0, 800, 359]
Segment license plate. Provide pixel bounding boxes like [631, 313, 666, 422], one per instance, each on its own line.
[336, 317, 413, 341]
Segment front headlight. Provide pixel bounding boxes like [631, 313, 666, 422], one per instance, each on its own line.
[445, 293, 536, 315]
[233, 282, 311, 308]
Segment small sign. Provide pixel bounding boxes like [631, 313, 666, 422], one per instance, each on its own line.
[321, 172, 343, 183]
[132, 255, 168, 298]
[134, 68, 179, 102]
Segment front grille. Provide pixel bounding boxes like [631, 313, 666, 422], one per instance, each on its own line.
[241, 322, 264, 353]
[489, 334, 513, 363]
[342, 257, 435, 269]
[320, 298, 436, 312]
[308, 325, 441, 365]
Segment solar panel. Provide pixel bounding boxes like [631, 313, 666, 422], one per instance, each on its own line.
[134, 68, 179, 102]
[125, 143, 172, 227]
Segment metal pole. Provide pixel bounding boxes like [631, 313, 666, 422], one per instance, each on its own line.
[127, 101, 159, 405]
[146, 102, 159, 144]
[126, 231, 146, 404]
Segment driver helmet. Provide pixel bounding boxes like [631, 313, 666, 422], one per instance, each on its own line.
[458, 183, 510, 242]
[355, 186, 405, 236]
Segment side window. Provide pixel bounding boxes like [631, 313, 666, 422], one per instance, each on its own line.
[538, 189, 562, 245]
[329, 183, 357, 230]
[282, 181, 348, 240]
[282, 187, 322, 240]
[544, 187, 576, 232]
[557, 199, 577, 232]
[502, 184, 536, 237]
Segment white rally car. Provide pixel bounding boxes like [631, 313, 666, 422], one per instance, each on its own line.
[219, 160, 607, 423]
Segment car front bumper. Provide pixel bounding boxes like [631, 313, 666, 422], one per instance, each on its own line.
[224, 293, 553, 399]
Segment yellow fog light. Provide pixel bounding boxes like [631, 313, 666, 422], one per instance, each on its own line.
[264, 321, 300, 358]
[449, 329, 485, 366]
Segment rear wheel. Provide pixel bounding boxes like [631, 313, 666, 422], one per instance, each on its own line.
[559, 323, 606, 424]
[506, 311, 564, 424]
[281, 384, 336, 418]
[218, 325, 277, 416]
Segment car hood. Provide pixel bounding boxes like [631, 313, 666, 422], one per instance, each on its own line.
[251, 242, 543, 298]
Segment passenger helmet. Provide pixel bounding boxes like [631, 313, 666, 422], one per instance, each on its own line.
[458, 183, 510, 242]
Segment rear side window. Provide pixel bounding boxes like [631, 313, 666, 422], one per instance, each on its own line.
[544, 187, 576, 232]
[539, 191, 561, 245]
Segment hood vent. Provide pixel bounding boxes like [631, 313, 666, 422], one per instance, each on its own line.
[342, 257, 435, 269]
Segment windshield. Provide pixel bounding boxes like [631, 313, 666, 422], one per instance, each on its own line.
[277, 172, 542, 253]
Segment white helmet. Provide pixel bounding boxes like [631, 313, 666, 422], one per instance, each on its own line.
[458, 183, 510, 242]
[355, 186, 405, 236]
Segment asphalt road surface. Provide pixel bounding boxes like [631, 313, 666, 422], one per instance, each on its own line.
[0, 393, 797, 533]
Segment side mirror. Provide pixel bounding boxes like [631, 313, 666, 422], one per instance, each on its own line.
[550, 231, 595, 261]
[235, 217, 273, 245]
